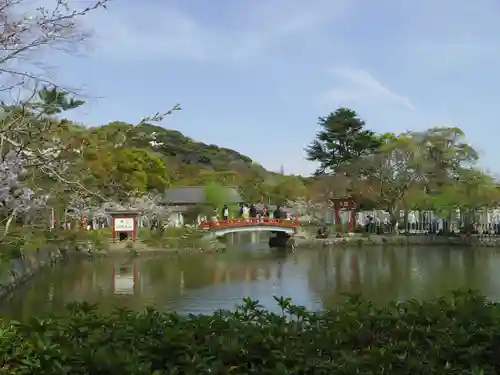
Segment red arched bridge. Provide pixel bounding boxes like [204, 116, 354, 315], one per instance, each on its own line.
[199, 217, 300, 236]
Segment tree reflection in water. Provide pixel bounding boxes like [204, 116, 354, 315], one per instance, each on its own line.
[307, 247, 500, 309]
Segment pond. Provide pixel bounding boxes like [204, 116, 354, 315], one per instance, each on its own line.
[2, 235, 500, 319]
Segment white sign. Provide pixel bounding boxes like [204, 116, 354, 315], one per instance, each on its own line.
[114, 218, 135, 232]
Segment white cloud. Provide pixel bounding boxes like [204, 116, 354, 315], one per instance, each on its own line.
[79, 0, 500, 70]
[227, 0, 351, 62]
[321, 67, 416, 110]
[87, 0, 351, 63]
[367, 0, 500, 71]
[86, 4, 216, 62]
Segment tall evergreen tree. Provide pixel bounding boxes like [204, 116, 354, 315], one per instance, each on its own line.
[305, 108, 382, 175]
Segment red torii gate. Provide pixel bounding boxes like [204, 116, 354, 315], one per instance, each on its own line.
[331, 195, 357, 232]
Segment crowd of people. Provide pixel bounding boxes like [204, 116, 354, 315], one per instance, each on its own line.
[218, 204, 290, 221]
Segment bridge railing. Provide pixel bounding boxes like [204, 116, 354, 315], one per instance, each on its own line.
[199, 217, 300, 230]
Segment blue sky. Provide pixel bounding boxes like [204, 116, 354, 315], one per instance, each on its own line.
[52, 0, 500, 176]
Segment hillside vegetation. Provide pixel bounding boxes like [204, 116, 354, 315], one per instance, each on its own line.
[76, 119, 311, 203]
[0, 89, 310, 208]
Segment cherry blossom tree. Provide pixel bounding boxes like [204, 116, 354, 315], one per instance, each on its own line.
[0, 0, 108, 92]
[0, 151, 47, 236]
[65, 192, 171, 228]
[286, 197, 326, 222]
[0, 0, 109, 234]
[0, 0, 181, 241]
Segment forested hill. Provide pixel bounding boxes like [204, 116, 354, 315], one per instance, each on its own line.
[0, 86, 312, 205]
[117, 122, 266, 173]
[70, 120, 311, 203]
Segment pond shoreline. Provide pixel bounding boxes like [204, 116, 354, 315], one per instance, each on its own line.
[102, 239, 227, 256]
[3, 233, 500, 301]
[0, 246, 67, 300]
[0, 243, 230, 301]
[296, 233, 500, 248]
[97, 246, 227, 257]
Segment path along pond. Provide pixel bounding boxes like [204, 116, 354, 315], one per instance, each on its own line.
[3, 233, 500, 319]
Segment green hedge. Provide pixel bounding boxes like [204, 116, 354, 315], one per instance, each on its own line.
[1, 291, 499, 374]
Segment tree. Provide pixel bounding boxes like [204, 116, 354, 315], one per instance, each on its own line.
[204, 182, 231, 210]
[269, 175, 308, 205]
[0, 151, 47, 236]
[305, 108, 382, 175]
[308, 174, 351, 203]
[237, 170, 267, 203]
[0, 1, 192, 245]
[175, 182, 233, 223]
[410, 127, 479, 193]
[66, 193, 171, 230]
[85, 147, 170, 199]
[286, 197, 326, 222]
[0, 0, 108, 91]
[211, 170, 243, 186]
[34, 86, 85, 114]
[0, 87, 98, 238]
[429, 168, 499, 218]
[331, 126, 495, 230]
[342, 134, 424, 228]
[89, 122, 135, 148]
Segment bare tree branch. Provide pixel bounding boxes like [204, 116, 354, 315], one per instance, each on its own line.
[0, 0, 108, 91]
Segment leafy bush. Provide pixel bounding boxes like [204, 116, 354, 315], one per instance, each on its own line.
[0, 227, 113, 263]
[2, 290, 500, 374]
[43, 228, 111, 251]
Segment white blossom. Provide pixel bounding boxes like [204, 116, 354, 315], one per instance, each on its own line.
[0, 152, 47, 217]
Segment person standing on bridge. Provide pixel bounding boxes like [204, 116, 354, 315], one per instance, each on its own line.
[242, 204, 250, 220]
[274, 205, 283, 219]
[221, 204, 229, 221]
[262, 204, 270, 218]
[249, 204, 257, 218]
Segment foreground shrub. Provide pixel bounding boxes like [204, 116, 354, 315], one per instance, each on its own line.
[1, 291, 500, 374]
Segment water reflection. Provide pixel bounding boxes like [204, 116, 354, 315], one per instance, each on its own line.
[2, 246, 500, 320]
[307, 247, 500, 308]
[114, 264, 136, 295]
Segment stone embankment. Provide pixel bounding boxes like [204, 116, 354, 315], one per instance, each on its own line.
[296, 234, 500, 248]
[0, 248, 62, 299]
[0, 244, 86, 300]
[0, 238, 227, 300]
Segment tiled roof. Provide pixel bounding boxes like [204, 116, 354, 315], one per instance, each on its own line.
[160, 186, 243, 205]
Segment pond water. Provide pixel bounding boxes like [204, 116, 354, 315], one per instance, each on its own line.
[2, 234, 500, 319]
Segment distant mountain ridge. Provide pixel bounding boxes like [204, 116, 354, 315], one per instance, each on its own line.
[130, 123, 266, 172]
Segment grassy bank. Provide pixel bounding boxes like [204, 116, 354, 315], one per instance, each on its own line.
[0, 227, 112, 262]
[1, 290, 498, 374]
[137, 226, 211, 249]
[60, 226, 217, 252]
[0, 226, 224, 263]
